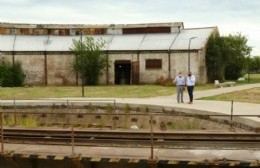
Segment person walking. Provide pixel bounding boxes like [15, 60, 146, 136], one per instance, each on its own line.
[186, 71, 196, 104]
[173, 72, 185, 103]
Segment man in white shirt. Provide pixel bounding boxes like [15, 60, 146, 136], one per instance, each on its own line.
[186, 71, 196, 104]
[173, 72, 185, 103]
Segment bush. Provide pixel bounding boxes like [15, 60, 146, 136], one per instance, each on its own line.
[0, 61, 25, 87]
[155, 76, 173, 86]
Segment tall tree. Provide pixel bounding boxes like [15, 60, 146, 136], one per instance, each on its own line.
[206, 33, 251, 82]
[206, 34, 227, 82]
[70, 37, 109, 85]
[249, 56, 260, 72]
[224, 33, 251, 80]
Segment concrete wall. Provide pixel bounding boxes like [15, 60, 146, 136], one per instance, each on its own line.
[139, 52, 169, 84]
[0, 50, 206, 86]
[106, 53, 138, 85]
[46, 54, 76, 86]
[15, 54, 45, 85]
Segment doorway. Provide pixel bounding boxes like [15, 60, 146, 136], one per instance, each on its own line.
[115, 60, 131, 85]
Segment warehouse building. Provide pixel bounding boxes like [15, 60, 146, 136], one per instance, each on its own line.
[0, 22, 218, 85]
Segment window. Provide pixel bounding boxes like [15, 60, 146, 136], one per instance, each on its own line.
[70, 29, 76, 35]
[10, 29, 17, 35]
[145, 59, 162, 69]
[53, 30, 59, 35]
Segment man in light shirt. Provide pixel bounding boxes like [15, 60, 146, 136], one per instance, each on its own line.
[186, 71, 196, 104]
[173, 72, 185, 103]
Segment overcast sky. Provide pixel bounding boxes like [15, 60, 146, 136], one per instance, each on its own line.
[1, 0, 259, 55]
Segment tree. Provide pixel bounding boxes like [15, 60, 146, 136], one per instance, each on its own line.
[224, 33, 251, 80]
[206, 34, 228, 82]
[70, 37, 109, 85]
[206, 33, 251, 82]
[249, 56, 260, 73]
[0, 60, 25, 87]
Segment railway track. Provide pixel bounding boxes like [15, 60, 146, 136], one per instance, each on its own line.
[1, 128, 260, 149]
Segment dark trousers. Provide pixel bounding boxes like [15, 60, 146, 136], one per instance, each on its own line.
[187, 85, 194, 102]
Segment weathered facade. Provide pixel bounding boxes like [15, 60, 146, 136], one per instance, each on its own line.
[0, 22, 218, 85]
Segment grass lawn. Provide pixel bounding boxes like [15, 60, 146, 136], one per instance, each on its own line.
[0, 85, 171, 99]
[241, 73, 260, 84]
[198, 87, 260, 104]
[0, 84, 216, 100]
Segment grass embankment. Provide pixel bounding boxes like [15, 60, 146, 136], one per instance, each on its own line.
[198, 73, 260, 104]
[199, 87, 260, 104]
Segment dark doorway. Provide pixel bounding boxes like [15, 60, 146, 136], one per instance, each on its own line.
[115, 60, 131, 85]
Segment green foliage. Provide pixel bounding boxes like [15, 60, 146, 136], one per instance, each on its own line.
[70, 37, 109, 85]
[249, 56, 260, 72]
[224, 34, 251, 80]
[206, 34, 226, 82]
[206, 33, 251, 82]
[0, 60, 25, 87]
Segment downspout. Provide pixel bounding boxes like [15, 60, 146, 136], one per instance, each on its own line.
[106, 50, 109, 85]
[12, 33, 17, 85]
[44, 35, 50, 86]
[12, 33, 17, 66]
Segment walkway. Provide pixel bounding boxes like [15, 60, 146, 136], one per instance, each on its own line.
[111, 83, 260, 125]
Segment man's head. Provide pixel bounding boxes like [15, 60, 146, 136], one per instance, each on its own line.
[178, 72, 182, 77]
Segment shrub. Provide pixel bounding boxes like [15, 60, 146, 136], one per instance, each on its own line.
[0, 61, 25, 87]
[155, 76, 173, 86]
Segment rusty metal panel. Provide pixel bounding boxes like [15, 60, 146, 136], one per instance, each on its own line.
[82, 28, 105, 35]
[59, 29, 70, 36]
[123, 27, 171, 34]
[33, 29, 45, 35]
[20, 28, 30, 35]
[0, 28, 9, 34]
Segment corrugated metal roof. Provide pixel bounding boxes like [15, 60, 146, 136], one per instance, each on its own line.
[14, 35, 48, 51]
[46, 36, 78, 51]
[0, 27, 215, 52]
[171, 28, 214, 50]
[139, 33, 178, 50]
[0, 35, 15, 51]
[107, 34, 144, 51]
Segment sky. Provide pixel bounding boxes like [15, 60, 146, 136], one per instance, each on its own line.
[0, 0, 259, 56]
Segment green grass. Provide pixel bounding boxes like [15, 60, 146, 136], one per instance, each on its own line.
[0, 84, 217, 100]
[0, 85, 172, 99]
[199, 87, 260, 104]
[198, 74, 260, 104]
[239, 73, 260, 84]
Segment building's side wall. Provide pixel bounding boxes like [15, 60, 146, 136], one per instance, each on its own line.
[46, 53, 76, 86]
[15, 54, 45, 85]
[106, 52, 138, 85]
[170, 50, 204, 83]
[1, 50, 207, 86]
[139, 52, 169, 84]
